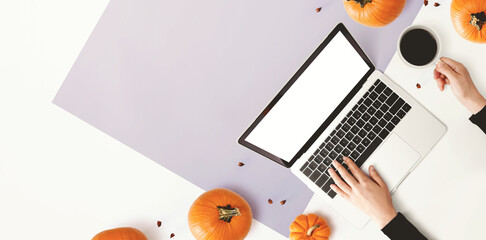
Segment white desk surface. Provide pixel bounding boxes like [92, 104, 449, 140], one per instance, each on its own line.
[1, 1, 484, 240]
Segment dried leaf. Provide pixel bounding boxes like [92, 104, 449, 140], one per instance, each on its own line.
[268, 199, 273, 204]
[157, 220, 162, 227]
[424, 0, 428, 6]
[170, 233, 175, 238]
[434, 2, 440, 7]
[316, 7, 322, 13]
[280, 200, 286, 205]
[416, 83, 422, 89]
[238, 162, 245, 167]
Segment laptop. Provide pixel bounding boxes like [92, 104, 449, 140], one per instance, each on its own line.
[238, 23, 446, 228]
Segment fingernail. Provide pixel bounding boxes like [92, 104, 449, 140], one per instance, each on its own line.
[330, 184, 336, 190]
[342, 156, 347, 161]
[370, 165, 375, 171]
[436, 59, 444, 68]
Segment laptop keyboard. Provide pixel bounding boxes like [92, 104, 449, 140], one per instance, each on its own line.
[299, 79, 412, 198]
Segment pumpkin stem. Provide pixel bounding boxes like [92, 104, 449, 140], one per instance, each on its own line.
[217, 205, 241, 223]
[470, 12, 486, 31]
[348, 0, 372, 8]
[307, 224, 320, 236]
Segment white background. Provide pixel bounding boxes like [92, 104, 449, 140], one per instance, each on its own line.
[2, 1, 486, 240]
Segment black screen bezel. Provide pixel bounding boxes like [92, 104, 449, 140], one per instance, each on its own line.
[238, 23, 375, 168]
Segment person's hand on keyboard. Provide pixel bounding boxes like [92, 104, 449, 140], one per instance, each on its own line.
[434, 57, 486, 114]
[328, 156, 397, 228]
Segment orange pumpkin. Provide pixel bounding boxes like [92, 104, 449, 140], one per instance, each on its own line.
[92, 227, 147, 240]
[343, 0, 407, 28]
[188, 188, 252, 240]
[451, 0, 486, 43]
[289, 214, 331, 240]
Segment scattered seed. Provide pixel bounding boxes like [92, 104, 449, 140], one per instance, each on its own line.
[416, 83, 422, 89]
[238, 162, 245, 167]
[170, 233, 175, 238]
[280, 200, 286, 205]
[424, 0, 428, 6]
[316, 7, 322, 13]
[157, 220, 162, 227]
[434, 2, 440, 7]
[268, 199, 273, 204]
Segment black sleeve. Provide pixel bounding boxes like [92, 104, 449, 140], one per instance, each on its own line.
[470, 106, 486, 134]
[381, 212, 427, 240]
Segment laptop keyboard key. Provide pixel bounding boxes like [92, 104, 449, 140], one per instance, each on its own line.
[397, 110, 406, 118]
[345, 132, 354, 141]
[369, 116, 378, 125]
[362, 138, 371, 146]
[378, 119, 387, 127]
[347, 142, 357, 151]
[375, 110, 384, 119]
[356, 119, 365, 127]
[342, 149, 351, 157]
[320, 149, 329, 157]
[325, 143, 334, 151]
[376, 82, 386, 93]
[303, 168, 312, 177]
[362, 113, 371, 121]
[385, 123, 395, 132]
[318, 163, 327, 173]
[391, 116, 401, 125]
[309, 161, 318, 170]
[300, 162, 309, 171]
[384, 112, 393, 121]
[358, 105, 367, 113]
[347, 117, 357, 125]
[342, 123, 351, 132]
[378, 94, 387, 102]
[356, 144, 365, 153]
[352, 136, 362, 144]
[335, 145, 343, 153]
[384, 87, 393, 96]
[380, 104, 390, 113]
[364, 123, 372, 131]
[331, 137, 339, 145]
[351, 151, 360, 160]
[339, 138, 349, 147]
[329, 151, 338, 159]
[403, 103, 411, 112]
[309, 170, 321, 182]
[322, 179, 334, 193]
[351, 126, 360, 134]
[328, 190, 337, 198]
[358, 129, 367, 138]
[315, 174, 329, 187]
[390, 98, 405, 114]
[363, 98, 372, 106]
[379, 129, 390, 140]
[386, 93, 399, 106]
[315, 155, 324, 163]
[372, 125, 382, 134]
[367, 107, 376, 115]
[368, 131, 377, 140]
[324, 157, 333, 166]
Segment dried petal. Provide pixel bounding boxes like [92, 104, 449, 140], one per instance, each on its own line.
[424, 0, 428, 6]
[416, 83, 422, 89]
[316, 7, 322, 13]
[434, 2, 440, 7]
[238, 162, 245, 167]
[268, 199, 273, 204]
[157, 220, 162, 227]
[280, 200, 286, 205]
[170, 233, 175, 238]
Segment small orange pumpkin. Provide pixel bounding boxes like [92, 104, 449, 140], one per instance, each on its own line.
[188, 188, 252, 240]
[343, 0, 407, 28]
[451, 0, 486, 43]
[289, 214, 331, 240]
[92, 227, 147, 240]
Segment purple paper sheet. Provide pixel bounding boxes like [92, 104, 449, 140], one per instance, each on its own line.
[54, 0, 422, 236]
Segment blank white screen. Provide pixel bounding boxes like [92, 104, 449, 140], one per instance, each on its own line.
[246, 32, 370, 161]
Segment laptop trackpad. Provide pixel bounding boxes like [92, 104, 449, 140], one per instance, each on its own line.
[361, 133, 421, 191]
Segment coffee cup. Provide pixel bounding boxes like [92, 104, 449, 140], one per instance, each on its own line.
[397, 25, 441, 68]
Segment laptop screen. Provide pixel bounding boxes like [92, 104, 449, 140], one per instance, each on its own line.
[244, 31, 371, 162]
